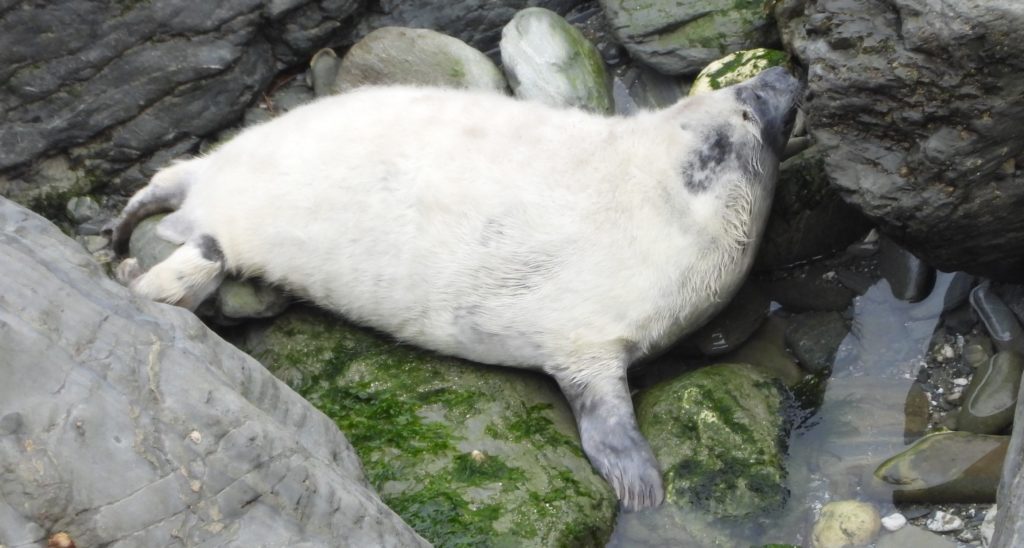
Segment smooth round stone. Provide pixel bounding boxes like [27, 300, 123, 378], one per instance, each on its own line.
[880, 512, 907, 532]
[879, 237, 935, 302]
[66, 195, 101, 224]
[784, 311, 849, 373]
[811, 500, 881, 548]
[963, 334, 994, 368]
[971, 282, 1024, 354]
[722, 316, 806, 386]
[688, 49, 789, 96]
[874, 431, 1009, 503]
[956, 351, 1024, 434]
[127, 214, 179, 271]
[335, 27, 507, 93]
[214, 278, 290, 322]
[688, 282, 770, 356]
[309, 48, 342, 98]
[500, 7, 612, 113]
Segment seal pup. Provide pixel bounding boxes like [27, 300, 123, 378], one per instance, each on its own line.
[106, 67, 803, 510]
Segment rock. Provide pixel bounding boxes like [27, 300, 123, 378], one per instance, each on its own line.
[981, 505, 997, 547]
[761, 266, 857, 313]
[611, 66, 686, 115]
[874, 431, 1008, 503]
[236, 306, 616, 546]
[880, 512, 907, 532]
[1, 1, 362, 205]
[785, 311, 850, 374]
[238, 71, 316, 128]
[354, 0, 586, 55]
[991, 365, 1024, 547]
[689, 49, 790, 96]
[500, 7, 612, 113]
[65, 195, 101, 224]
[127, 214, 289, 322]
[926, 511, 964, 533]
[599, 0, 779, 76]
[688, 282, 770, 356]
[879, 237, 936, 303]
[957, 352, 1024, 434]
[722, 316, 806, 386]
[309, 48, 342, 98]
[636, 363, 787, 517]
[0, 197, 425, 546]
[334, 27, 507, 93]
[811, 500, 881, 548]
[755, 146, 873, 271]
[964, 334, 995, 369]
[877, 525, 956, 548]
[972, 283, 1024, 355]
[775, 0, 1024, 280]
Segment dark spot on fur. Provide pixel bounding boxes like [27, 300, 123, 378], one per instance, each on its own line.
[197, 234, 223, 263]
[681, 128, 733, 193]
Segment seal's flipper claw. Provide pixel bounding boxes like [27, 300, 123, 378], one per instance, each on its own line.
[554, 367, 665, 511]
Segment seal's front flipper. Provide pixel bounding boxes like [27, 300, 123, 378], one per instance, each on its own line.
[555, 367, 665, 511]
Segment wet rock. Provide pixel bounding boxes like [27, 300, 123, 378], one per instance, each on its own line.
[878, 525, 956, 548]
[237, 306, 616, 547]
[688, 282, 770, 356]
[775, 0, 1024, 280]
[723, 316, 806, 386]
[811, 500, 880, 548]
[874, 431, 1008, 503]
[611, 66, 686, 115]
[757, 146, 874, 271]
[335, 27, 507, 93]
[879, 238, 936, 303]
[964, 334, 995, 369]
[598, 0, 779, 75]
[785, 311, 849, 374]
[926, 511, 964, 533]
[127, 214, 180, 272]
[972, 283, 1024, 355]
[1, 1, 364, 203]
[500, 8, 612, 113]
[0, 197, 425, 546]
[636, 363, 787, 517]
[981, 505, 997, 547]
[689, 49, 789, 96]
[957, 352, 1024, 434]
[353, 0, 586, 55]
[761, 268, 857, 313]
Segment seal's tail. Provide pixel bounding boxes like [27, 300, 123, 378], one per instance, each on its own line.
[104, 158, 203, 256]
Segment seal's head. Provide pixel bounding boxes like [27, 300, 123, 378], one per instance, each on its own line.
[732, 66, 804, 156]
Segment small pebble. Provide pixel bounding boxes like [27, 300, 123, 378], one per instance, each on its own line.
[942, 345, 955, 359]
[927, 511, 964, 532]
[944, 391, 962, 404]
[953, 377, 969, 386]
[881, 512, 907, 531]
[188, 430, 202, 444]
[470, 449, 486, 462]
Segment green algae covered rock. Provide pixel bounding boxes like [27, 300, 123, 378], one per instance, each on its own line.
[636, 363, 787, 517]
[689, 49, 789, 95]
[239, 306, 616, 547]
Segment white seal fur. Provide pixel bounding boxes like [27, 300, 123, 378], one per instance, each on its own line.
[107, 67, 803, 510]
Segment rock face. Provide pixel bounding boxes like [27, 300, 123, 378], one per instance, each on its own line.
[0, 1, 361, 209]
[237, 307, 616, 547]
[599, 0, 779, 75]
[776, 0, 1024, 280]
[0, 197, 426, 546]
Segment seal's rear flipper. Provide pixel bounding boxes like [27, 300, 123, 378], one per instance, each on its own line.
[553, 363, 665, 511]
[128, 234, 225, 311]
[104, 159, 204, 256]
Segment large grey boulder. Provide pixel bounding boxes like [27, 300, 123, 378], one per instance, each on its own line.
[0, 0, 360, 211]
[353, 0, 586, 55]
[0, 197, 426, 547]
[776, 0, 1024, 280]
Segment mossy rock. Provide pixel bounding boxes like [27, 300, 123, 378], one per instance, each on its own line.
[689, 48, 790, 95]
[636, 363, 787, 517]
[239, 306, 616, 547]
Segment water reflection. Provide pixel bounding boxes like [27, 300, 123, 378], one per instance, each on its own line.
[609, 272, 960, 546]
